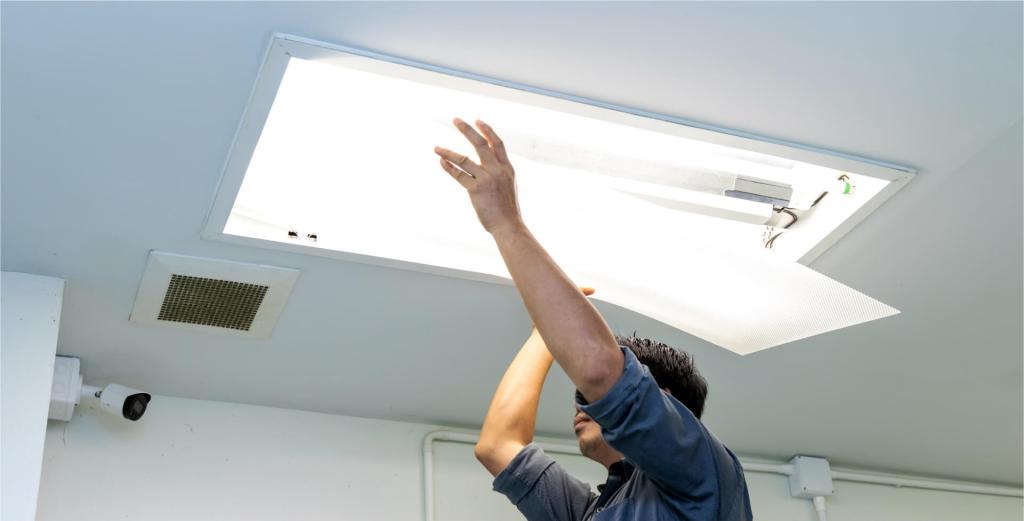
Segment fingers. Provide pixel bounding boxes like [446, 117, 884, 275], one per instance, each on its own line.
[453, 118, 499, 167]
[475, 120, 511, 166]
[580, 287, 596, 297]
[434, 146, 484, 177]
[438, 158, 474, 188]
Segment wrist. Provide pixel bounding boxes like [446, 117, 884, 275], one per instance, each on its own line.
[489, 219, 529, 243]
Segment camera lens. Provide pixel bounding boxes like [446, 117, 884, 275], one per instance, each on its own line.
[122, 393, 151, 421]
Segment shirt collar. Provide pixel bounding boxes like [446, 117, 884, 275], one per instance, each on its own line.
[597, 459, 635, 494]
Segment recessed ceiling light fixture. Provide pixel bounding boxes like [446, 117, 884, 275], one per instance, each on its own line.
[204, 34, 915, 354]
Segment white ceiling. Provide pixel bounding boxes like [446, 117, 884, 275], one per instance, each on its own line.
[2, 2, 1021, 486]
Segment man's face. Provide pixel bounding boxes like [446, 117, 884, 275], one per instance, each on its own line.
[573, 403, 608, 457]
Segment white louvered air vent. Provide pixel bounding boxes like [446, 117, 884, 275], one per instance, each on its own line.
[130, 251, 299, 337]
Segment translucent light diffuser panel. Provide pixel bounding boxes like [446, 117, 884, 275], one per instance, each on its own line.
[204, 35, 915, 355]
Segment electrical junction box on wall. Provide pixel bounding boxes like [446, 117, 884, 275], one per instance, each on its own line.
[48, 356, 82, 422]
[788, 455, 834, 498]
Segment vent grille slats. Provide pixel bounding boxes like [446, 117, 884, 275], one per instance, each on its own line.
[157, 274, 269, 331]
[132, 252, 299, 337]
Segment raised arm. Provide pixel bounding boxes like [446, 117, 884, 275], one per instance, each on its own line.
[475, 328, 555, 476]
[434, 119, 623, 403]
[476, 288, 598, 476]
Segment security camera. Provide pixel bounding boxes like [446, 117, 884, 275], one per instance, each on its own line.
[82, 384, 151, 421]
[49, 356, 151, 422]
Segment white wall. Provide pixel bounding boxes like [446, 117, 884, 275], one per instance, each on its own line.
[38, 396, 1022, 521]
[38, 397, 433, 521]
[2, 272, 65, 521]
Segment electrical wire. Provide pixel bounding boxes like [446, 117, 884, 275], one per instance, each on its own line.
[764, 207, 799, 249]
[778, 208, 798, 227]
[763, 174, 851, 249]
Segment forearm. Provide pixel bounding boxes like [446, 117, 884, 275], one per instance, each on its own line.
[490, 223, 623, 402]
[432, 118, 622, 401]
[479, 331, 553, 447]
[476, 331, 554, 476]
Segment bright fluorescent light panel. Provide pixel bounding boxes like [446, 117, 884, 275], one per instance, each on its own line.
[205, 35, 914, 355]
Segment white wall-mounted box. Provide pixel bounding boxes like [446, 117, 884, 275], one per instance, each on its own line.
[1, 272, 66, 521]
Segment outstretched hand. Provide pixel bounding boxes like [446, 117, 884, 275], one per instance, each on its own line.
[434, 119, 523, 235]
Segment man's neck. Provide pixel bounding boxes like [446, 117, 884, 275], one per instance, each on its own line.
[596, 451, 625, 470]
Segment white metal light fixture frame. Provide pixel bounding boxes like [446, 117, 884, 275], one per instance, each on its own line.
[202, 34, 915, 354]
[204, 34, 913, 267]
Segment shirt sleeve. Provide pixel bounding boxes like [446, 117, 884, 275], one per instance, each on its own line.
[578, 347, 717, 500]
[492, 444, 597, 521]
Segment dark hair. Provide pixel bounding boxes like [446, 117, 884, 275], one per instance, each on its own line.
[616, 335, 708, 419]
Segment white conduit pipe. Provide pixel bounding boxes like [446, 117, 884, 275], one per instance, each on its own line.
[422, 430, 1023, 521]
[812, 496, 829, 521]
[828, 470, 1023, 497]
[719, 458, 1022, 498]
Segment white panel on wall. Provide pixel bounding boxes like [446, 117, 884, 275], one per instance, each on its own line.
[745, 472, 1024, 521]
[38, 396, 434, 521]
[1, 272, 66, 521]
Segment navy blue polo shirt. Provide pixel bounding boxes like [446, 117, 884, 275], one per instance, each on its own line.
[492, 347, 752, 521]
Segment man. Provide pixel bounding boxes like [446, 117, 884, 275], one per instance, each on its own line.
[434, 119, 752, 521]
